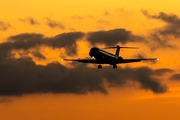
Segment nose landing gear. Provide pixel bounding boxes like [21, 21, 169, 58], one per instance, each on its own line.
[113, 64, 117, 69]
[98, 64, 102, 69]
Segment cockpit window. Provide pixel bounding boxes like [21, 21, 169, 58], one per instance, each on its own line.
[91, 47, 99, 51]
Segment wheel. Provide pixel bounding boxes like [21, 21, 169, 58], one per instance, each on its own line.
[113, 65, 117, 69]
[98, 65, 102, 69]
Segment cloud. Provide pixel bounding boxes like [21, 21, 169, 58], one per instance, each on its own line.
[153, 68, 174, 76]
[97, 19, 111, 25]
[170, 73, 180, 80]
[134, 53, 146, 59]
[142, 10, 180, 37]
[19, 17, 40, 25]
[0, 57, 171, 96]
[0, 21, 11, 31]
[87, 29, 144, 46]
[141, 10, 180, 25]
[0, 29, 174, 96]
[147, 31, 176, 50]
[141, 10, 180, 49]
[0, 32, 84, 61]
[45, 18, 65, 29]
[133, 53, 157, 64]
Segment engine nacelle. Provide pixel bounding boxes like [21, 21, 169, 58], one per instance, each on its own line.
[118, 57, 123, 60]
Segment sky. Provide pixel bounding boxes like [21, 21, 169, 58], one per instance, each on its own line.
[1, 0, 180, 120]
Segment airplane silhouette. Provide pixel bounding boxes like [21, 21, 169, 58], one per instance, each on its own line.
[63, 45, 158, 69]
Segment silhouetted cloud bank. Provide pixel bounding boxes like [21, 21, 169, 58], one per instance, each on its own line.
[0, 32, 84, 61]
[0, 57, 172, 96]
[87, 29, 144, 46]
[0, 27, 175, 96]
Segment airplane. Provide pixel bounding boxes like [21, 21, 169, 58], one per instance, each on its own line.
[62, 45, 158, 69]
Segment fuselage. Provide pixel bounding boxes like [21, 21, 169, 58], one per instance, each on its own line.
[89, 47, 122, 65]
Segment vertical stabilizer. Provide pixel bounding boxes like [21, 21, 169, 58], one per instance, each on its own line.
[115, 45, 121, 57]
[103, 45, 138, 57]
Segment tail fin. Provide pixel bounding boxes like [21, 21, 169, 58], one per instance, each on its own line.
[103, 45, 138, 57]
[115, 45, 121, 57]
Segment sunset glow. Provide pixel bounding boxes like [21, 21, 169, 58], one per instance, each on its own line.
[1, 0, 180, 120]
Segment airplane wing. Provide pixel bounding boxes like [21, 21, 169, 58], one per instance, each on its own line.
[118, 58, 158, 63]
[62, 59, 100, 63]
[63, 58, 158, 64]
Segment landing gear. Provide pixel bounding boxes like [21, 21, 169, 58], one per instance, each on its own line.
[113, 64, 117, 69]
[98, 64, 102, 69]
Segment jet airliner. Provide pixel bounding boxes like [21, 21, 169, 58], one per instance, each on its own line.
[63, 45, 158, 69]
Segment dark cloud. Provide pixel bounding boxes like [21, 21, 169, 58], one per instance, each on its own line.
[170, 73, 180, 80]
[143, 10, 180, 37]
[153, 68, 174, 76]
[87, 29, 144, 46]
[125, 67, 168, 93]
[45, 18, 65, 29]
[0, 57, 171, 96]
[141, 10, 180, 25]
[147, 31, 176, 50]
[0, 21, 11, 31]
[0, 32, 84, 61]
[142, 10, 180, 49]
[50, 32, 84, 55]
[19, 17, 40, 25]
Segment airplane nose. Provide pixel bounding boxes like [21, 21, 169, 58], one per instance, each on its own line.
[89, 48, 99, 57]
[89, 50, 96, 56]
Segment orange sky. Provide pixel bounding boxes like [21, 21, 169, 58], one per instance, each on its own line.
[1, 0, 180, 120]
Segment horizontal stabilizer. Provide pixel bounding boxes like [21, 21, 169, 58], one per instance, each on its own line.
[103, 46, 138, 49]
[103, 45, 138, 57]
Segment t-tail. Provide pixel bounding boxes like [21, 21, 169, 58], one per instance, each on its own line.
[115, 45, 121, 57]
[103, 45, 138, 57]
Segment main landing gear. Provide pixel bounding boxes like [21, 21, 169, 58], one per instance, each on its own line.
[98, 64, 117, 69]
[98, 64, 102, 69]
[113, 64, 117, 69]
